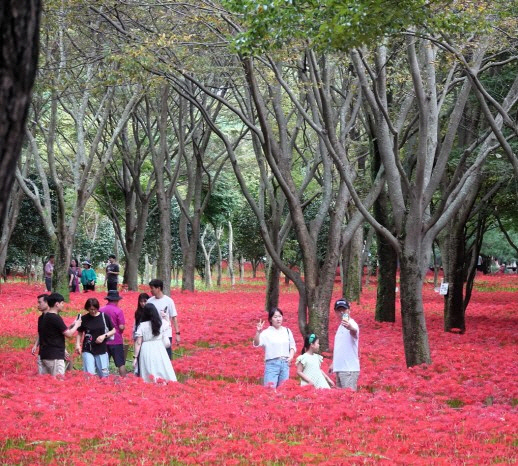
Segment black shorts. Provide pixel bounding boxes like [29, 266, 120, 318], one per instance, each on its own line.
[107, 344, 125, 367]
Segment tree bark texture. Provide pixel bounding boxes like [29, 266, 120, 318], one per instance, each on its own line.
[375, 233, 398, 322]
[399, 253, 431, 366]
[442, 227, 467, 332]
[0, 180, 24, 279]
[0, 1, 40, 224]
[265, 259, 280, 312]
[342, 225, 363, 302]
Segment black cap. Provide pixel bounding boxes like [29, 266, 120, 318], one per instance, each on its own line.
[334, 299, 350, 310]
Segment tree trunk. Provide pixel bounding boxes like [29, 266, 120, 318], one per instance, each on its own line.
[54, 234, 73, 300]
[228, 220, 235, 286]
[343, 225, 363, 302]
[153, 85, 173, 294]
[0, 1, 40, 224]
[124, 250, 141, 291]
[265, 258, 280, 312]
[156, 190, 172, 293]
[180, 211, 199, 291]
[200, 225, 214, 288]
[375, 234, 398, 322]
[442, 227, 466, 332]
[399, 253, 431, 367]
[239, 254, 245, 283]
[305, 268, 338, 352]
[362, 227, 374, 287]
[0, 181, 24, 279]
[215, 226, 222, 287]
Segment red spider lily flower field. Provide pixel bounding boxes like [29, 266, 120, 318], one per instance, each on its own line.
[0, 273, 516, 465]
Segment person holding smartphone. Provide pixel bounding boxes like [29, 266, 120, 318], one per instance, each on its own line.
[38, 293, 81, 377]
[329, 299, 360, 391]
[76, 298, 115, 378]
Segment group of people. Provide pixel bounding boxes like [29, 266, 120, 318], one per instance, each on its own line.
[33, 279, 179, 383]
[253, 299, 360, 391]
[43, 254, 120, 293]
[38, 254, 359, 390]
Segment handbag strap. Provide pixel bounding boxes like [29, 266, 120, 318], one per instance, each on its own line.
[101, 312, 108, 333]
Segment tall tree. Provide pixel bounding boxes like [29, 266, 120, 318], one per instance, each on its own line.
[0, 1, 40, 223]
[96, 96, 159, 290]
[16, 3, 141, 295]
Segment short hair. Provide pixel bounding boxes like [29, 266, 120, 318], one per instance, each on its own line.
[149, 279, 163, 290]
[268, 307, 283, 324]
[47, 293, 65, 308]
[48, 255, 55, 259]
[37, 294, 49, 302]
[109, 254, 116, 259]
[84, 298, 100, 311]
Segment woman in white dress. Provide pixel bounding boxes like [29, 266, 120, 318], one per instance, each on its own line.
[296, 333, 335, 389]
[133, 303, 176, 383]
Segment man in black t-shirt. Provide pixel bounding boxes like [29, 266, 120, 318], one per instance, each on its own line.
[32, 294, 49, 374]
[105, 255, 119, 291]
[38, 293, 81, 376]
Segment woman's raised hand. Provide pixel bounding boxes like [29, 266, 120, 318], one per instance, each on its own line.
[256, 319, 265, 333]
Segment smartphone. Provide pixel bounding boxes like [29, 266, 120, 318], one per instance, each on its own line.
[77, 313, 81, 320]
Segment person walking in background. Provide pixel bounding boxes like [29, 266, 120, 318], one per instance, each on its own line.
[147, 279, 180, 359]
[105, 254, 120, 291]
[68, 259, 81, 292]
[253, 307, 296, 388]
[80, 260, 96, 292]
[100, 290, 127, 377]
[329, 299, 360, 391]
[133, 303, 176, 383]
[296, 333, 334, 389]
[44, 255, 54, 291]
[32, 293, 49, 374]
[38, 293, 81, 376]
[76, 298, 115, 378]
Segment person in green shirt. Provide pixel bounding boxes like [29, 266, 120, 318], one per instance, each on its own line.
[81, 261, 97, 292]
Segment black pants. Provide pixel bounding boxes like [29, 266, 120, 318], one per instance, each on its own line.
[107, 281, 118, 291]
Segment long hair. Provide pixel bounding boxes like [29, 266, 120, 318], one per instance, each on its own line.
[142, 303, 162, 336]
[135, 293, 150, 328]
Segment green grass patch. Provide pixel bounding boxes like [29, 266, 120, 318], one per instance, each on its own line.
[0, 336, 31, 350]
[446, 398, 465, 409]
[0, 437, 32, 452]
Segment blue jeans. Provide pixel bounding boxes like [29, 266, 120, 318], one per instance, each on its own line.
[264, 358, 289, 388]
[82, 352, 109, 378]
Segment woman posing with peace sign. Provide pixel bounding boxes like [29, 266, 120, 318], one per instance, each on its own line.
[253, 308, 296, 388]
